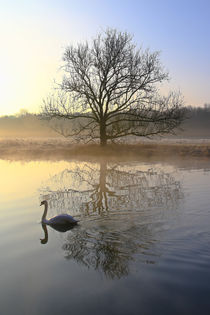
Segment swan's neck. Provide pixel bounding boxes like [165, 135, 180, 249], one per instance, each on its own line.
[42, 202, 48, 223]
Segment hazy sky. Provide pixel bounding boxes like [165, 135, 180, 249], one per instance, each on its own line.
[0, 0, 209, 116]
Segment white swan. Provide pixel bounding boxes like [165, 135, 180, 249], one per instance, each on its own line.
[40, 200, 78, 226]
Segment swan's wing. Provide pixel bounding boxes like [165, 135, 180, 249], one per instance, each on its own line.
[61, 214, 78, 223]
[48, 214, 78, 225]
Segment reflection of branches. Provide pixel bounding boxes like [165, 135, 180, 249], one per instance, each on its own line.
[62, 223, 158, 279]
[40, 162, 183, 218]
[63, 229, 133, 278]
[39, 161, 183, 279]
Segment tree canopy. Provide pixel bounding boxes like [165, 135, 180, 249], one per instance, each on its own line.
[42, 28, 185, 145]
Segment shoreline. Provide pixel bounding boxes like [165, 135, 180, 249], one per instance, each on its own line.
[0, 138, 210, 161]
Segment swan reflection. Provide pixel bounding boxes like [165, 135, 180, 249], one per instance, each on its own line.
[39, 161, 183, 278]
[40, 223, 48, 244]
[40, 222, 78, 244]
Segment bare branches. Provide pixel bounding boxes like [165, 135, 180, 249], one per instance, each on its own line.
[41, 28, 185, 145]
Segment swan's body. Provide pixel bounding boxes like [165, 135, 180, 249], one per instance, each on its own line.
[42, 213, 78, 225]
[40, 200, 78, 226]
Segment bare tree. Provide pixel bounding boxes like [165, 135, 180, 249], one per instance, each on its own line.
[41, 28, 185, 145]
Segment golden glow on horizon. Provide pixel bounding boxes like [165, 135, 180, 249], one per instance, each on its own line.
[0, 0, 209, 116]
[0, 19, 62, 116]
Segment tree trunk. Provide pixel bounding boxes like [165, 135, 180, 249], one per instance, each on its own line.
[100, 121, 107, 146]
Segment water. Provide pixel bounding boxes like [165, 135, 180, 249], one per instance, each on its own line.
[0, 157, 210, 315]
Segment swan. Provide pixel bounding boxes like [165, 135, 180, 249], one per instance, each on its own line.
[40, 200, 79, 226]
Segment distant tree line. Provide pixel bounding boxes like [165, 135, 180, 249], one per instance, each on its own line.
[180, 104, 210, 138]
[0, 105, 210, 138]
[0, 111, 57, 138]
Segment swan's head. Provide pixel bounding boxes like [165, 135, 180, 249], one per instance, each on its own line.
[40, 200, 48, 206]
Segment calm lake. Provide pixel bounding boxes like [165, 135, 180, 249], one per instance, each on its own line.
[1, 157, 210, 315]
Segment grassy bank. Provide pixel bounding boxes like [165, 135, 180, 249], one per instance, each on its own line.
[0, 138, 210, 161]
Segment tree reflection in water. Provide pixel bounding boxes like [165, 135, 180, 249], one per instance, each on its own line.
[40, 161, 183, 279]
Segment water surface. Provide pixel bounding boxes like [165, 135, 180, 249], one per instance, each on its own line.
[0, 158, 210, 315]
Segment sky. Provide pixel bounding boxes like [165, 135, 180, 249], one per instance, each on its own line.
[0, 0, 209, 116]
